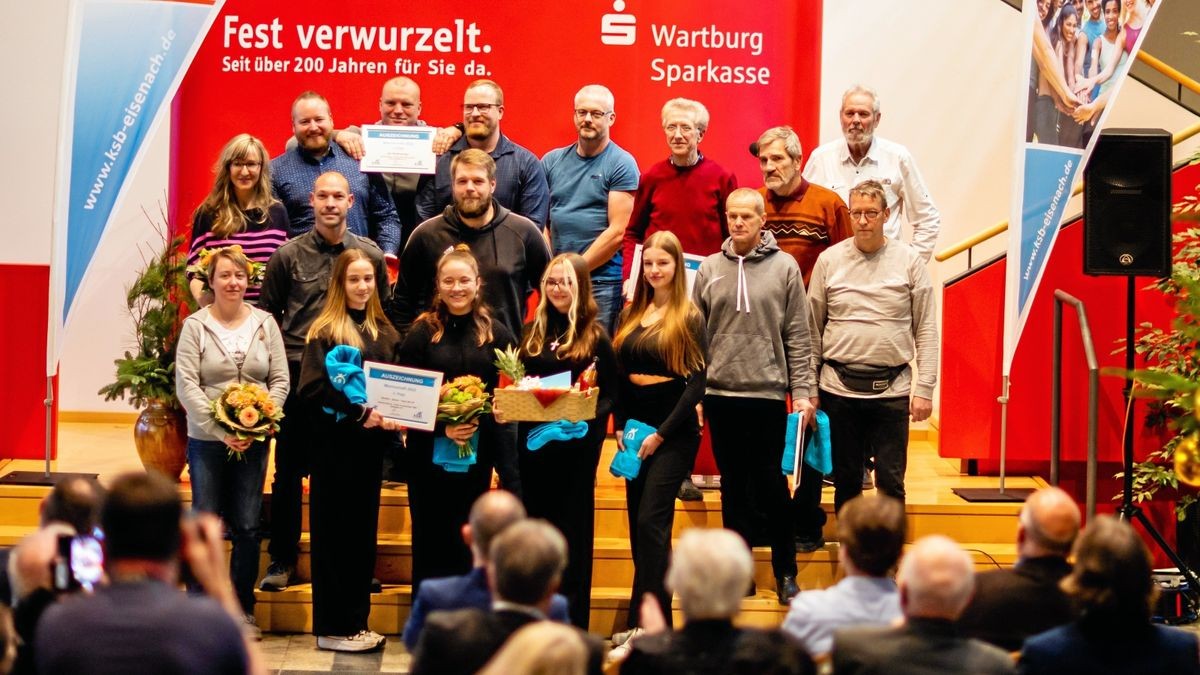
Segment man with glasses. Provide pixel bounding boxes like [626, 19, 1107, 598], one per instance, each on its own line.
[803, 85, 940, 263]
[415, 79, 549, 228]
[542, 84, 639, 334]
[754, 125, 852, 554]
[807, 179, 938, 513]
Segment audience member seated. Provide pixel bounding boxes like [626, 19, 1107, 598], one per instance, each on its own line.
[957, 487, 1080, 651]
[478, 621, 590, 675]
[783, 494, 906, 657]
[410, 519, 601, 675]
[619, 528, 815, 675]
[7, 476, 103, 673]
[0, 606, 14, 675]
[1019, 515, 1200, 675]
[402, 490, 570, 650]
[832, 535, 1015, 675]
[34, 471, 263, 675]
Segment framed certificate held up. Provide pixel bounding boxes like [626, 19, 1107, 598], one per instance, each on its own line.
[359, 124, 436, 174]
[363, 361, 443, 431]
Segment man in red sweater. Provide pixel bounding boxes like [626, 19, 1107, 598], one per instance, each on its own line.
[620, 97, 737, 502]
[620, 97, 737, 291]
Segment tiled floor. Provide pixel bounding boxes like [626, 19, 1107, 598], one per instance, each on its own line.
[260, 634, 410, 674]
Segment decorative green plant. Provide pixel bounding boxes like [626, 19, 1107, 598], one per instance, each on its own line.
[1123, 152, 1200, 517]
[98, 205, 196, 409]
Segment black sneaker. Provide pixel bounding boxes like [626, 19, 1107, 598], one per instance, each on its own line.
[776, 575, 800, 605]
[677, 478, 703, 502]
[259, 561, 294, 592]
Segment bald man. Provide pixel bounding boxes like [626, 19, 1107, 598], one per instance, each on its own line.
[956, 487, 1081, 651]
[833, 536, 1015, 675]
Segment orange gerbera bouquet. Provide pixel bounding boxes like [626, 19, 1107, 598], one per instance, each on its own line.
[211, 382, 284, 459]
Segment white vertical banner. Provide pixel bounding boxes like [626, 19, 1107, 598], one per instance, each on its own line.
[1003, 0, 1161, 376]
[47, 0, 220, 377]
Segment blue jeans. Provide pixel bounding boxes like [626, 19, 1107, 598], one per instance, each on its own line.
[187, 437, 268, 614]
[592, 277, 624, 337]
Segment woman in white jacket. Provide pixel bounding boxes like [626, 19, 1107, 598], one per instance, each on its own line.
[176, 245, 289, 634]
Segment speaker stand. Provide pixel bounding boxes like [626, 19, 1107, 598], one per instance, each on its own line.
[1117, 276, 1200, 617]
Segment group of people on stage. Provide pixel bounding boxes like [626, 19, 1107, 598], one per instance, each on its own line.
[1029, 0, 1149, 148]
[173, 73, 942, 652]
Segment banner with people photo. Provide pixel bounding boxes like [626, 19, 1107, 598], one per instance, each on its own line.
[48, 0, 218, 375]
[168, 0, 822, 238]
[1003, 0, 1161, 375]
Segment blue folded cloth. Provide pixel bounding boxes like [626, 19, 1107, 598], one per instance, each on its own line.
[324, 345, 366, 421]
[609, 419, 654, 480]
[433, 432, 479, 473]
[782, 409, 832, 476]
[527, 420, 590, 451]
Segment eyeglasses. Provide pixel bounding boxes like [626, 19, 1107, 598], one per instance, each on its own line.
[231, 161, 262, 169]
[545, 279, 572, 289]
[462, 103, 501, 113]
[849, 210, 882, 221]
[664, 124, 697, 135]
[574, 109, 612, 120]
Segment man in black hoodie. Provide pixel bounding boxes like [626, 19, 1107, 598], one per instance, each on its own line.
[389, 148, 551, 337]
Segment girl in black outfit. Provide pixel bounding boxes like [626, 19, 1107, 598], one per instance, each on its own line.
[611, 231, 707, 634]
[299, 249, 400, 652]
[397, 245, 517, 592]
[506, 253, 618, 629]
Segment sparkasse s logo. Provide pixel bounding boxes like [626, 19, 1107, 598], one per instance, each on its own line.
[601, 0, 636, 45]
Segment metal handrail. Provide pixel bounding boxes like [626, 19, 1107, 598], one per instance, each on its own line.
[1051, 290, 1099, 519]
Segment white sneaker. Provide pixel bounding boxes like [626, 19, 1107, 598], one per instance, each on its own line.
[317, 630, 386, 652]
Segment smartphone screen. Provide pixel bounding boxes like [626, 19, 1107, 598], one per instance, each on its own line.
[70, 535, 104, 591]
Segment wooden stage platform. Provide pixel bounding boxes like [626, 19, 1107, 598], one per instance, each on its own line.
[0, 420, 1044, 636]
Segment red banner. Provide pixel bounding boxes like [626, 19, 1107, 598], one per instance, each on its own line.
[171, 0, 821, 230]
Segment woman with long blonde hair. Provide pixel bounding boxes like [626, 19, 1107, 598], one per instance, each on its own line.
[188, 133, 289, 305]
[298, 248, 400, 653]
[396, 245, 518, 592]
[506, 253, 618, 628]
[611, 230, 706, 639]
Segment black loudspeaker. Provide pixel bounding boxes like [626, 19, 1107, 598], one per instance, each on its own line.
[1083, 128, 1172, 277]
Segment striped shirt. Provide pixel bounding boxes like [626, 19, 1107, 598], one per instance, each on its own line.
[187, 202, 290, 303]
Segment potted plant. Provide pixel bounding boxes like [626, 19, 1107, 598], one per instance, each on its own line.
[98, 206, 196, 481]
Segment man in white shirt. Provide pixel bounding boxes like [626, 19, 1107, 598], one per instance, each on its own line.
[803, 85, 940, 263]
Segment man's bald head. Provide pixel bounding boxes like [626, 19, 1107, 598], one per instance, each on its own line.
[1018, 487, 1081, 558]
[467, 490, 526, 562]
[898, 535, 975, 620]
[380, 77, 422, 125]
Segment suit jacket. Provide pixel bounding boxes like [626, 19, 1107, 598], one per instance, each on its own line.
[621, 619, 815, 675]
[410, 607, 603, 675]
[401, 566, 571, 649]
[956, 556, 1075, 651]
[1019, 619, 1200, 675]
[833, 617, 1016, 675]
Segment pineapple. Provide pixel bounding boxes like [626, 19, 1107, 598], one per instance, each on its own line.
[493, 346, 525, 386]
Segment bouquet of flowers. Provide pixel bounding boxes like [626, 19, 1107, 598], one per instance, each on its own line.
[188, 245, 266, 291]
[436, 375, 492, 458]
[211, 382, 284, 459]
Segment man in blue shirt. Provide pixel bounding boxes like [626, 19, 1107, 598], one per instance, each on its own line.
[542, 84, 639, 334]
[271, 91, 402, 259]
[415, 79, 549, 228]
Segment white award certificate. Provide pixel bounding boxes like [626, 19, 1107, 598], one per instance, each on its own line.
[360, 124, 436, 174]
[363, 361, 443, 430]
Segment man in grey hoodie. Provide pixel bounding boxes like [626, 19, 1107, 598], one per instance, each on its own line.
[692, 187, 817, 606]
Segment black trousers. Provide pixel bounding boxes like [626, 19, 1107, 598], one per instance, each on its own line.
[518, 418, 606, 629]
[267, 362, 311, 567]
[821, 390, 910, 512]
[623, 379, 698, 630]
[405, 426, 495, 594]
[706, 395, 797, 579]
[309, 421, 387, 636]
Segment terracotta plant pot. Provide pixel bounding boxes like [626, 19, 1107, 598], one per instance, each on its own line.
[133, 400, 187, 481]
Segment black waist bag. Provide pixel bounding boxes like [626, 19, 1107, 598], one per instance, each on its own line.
[827, 360, 908, 394]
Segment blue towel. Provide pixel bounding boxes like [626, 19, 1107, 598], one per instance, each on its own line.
[433, 432, 479, 473]
[609, 419, 654, 480]
[527, 420, 590, 451]
[324, 345, 366, 421]
[781, 410, 833, 476]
